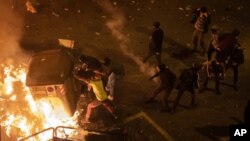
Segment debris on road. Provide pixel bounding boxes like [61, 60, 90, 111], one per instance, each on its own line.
[52, 12, 60, 17]
[26, 0, 37, 14]
[58, 39, 75, 48]
[95, 32, 101, 36]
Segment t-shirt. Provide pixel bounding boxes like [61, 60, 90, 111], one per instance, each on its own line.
[89, 79, 108, 101]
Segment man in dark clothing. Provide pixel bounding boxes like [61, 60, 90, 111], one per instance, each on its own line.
[143, 22, 164, 64]
[199, 59, 224, 95]
[216, 29, 241, 63]
[225, 47, 244, 91]
[191, 6, 211, 54]
[145, 64, 177, 112]
[219, 29, 240, 51]
[172, 63, 201, 113]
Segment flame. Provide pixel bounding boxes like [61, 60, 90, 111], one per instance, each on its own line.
[0, 64, 78, 140]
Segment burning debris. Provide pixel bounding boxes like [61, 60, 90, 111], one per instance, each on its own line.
[0, 64, 79, 140]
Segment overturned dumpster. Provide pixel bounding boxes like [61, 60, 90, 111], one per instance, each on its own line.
[25, 49, 81, 116]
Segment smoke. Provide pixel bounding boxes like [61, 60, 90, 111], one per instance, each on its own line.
[95, 0, 158, 80]
[0, 1, 26, 65]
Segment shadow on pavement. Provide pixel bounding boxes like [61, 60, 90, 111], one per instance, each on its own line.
[134, 25, 205, 66]
[195, 125, 229, 141]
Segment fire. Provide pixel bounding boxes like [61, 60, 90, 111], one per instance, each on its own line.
[0, 64, 78, 140]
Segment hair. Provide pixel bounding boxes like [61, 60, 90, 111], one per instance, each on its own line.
[210, 25, 218, 33]
[81, 71, 95, 79]
[200, 6, 207, 12]
[79, 55, 86, 63]
[153, 22, 160, 28]
[103, 57, 111, 66]
[211, 29, 217, 34]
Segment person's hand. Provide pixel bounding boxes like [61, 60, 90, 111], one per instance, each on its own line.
[105, 86, 109, 91]
[108, 95, 114, 101]
[215, 47, 221, 51]
[72, 70, 77, 76]
[87, 84, 91, 91]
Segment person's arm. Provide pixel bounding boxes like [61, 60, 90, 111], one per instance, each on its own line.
[221, 63, 226, 78]
[190, 8, 199, 24]
[108, 73, 116, 96]
[73, 72, 90, 84]
[195, 72, 200, 89]
[205, 62, 211, 78]
[150, 72, 159, 80]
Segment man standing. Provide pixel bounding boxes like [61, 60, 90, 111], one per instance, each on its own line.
[216, 29, 241, 63]
[145, 64, 176, 112]
[225, 47, 244, 91]
[172, 63, 201, 113]
[102, 57, 116, 101]
[191, 6, 211, 55]
[143, 22, 164, 64]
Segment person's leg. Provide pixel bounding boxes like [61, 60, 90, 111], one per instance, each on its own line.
[199, 32, 206, 54]
[190, 88, 196, 107]
[199, 75, 209, 93]
[207, 43, 215, 61]
[172, 89, 185, 112]
[161, 88, 172, 112]
[214, 74, 221, 95]
[102, 99, 117, 119]
[192, 30, 198, 51]
[143, 50, 154, 63]
[145, 86, 164, 103]
[85, 99, 102, 122]
[155, 53, 161, 65]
